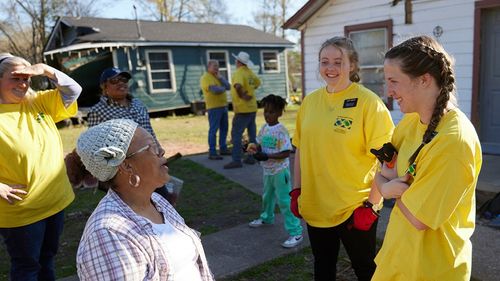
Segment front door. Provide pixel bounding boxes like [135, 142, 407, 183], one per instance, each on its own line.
[480, 7, 500, 154]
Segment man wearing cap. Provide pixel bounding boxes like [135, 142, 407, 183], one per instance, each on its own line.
[224, 51, 261, 169]
[200, 60, 231, 160]
[87, 67, 158, 144]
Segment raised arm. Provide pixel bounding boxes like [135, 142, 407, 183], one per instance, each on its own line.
[12, 63, 82, 107]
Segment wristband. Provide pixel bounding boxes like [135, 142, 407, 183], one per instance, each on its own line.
[363, 200, 382, 214]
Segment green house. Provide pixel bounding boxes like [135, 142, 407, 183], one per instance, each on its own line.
[43, 16, 294, 113]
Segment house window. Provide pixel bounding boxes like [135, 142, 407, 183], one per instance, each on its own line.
[261, 50, 280, 73]
[346, 20, 393, 109]
[145, 50, 176, 93]
[207, 51, 230, 81]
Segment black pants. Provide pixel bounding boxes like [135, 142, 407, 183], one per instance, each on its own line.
[307, 216, 377, 281]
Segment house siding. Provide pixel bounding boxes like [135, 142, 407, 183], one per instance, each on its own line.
[112, 46, 288, 112]
[301, 0, 475, 123]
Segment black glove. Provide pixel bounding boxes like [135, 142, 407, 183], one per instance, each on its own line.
[370, 142, 397, 164]
[253, 152, 269, 161]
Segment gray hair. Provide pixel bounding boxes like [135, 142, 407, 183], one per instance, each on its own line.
[0, 53, 31, 78]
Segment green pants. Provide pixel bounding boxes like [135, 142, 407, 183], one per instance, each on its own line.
[260, 168, 303, 236]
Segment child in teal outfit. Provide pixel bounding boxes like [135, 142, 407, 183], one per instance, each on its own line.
[247, 94, 303, 248]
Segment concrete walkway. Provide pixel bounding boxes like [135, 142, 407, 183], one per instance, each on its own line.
[60, 153, 499, 281]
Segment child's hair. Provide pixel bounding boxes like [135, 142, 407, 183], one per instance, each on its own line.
[385, 35, 456, 164]
[318, 36, 360, 82]
[261, 94, 287, 112]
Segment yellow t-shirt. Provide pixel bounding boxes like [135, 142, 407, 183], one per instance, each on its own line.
[200, 72, 228, 110]
[373, 109, 482, 281]
[293, 83, 394, 227]
[0, 90, 77, 227]
[230, 66, 261, 113]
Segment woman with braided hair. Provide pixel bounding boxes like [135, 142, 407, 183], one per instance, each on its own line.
[373, 35, 482, 280]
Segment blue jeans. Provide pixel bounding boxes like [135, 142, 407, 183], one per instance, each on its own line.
[231, 112, 256, 162]
[207, 106, 229, 155]
[0, 211, 65, 281]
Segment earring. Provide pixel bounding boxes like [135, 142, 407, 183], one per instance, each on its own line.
[128, 173, 141, 188]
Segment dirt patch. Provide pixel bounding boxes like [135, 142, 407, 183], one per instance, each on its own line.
[160, 141, 207, 157]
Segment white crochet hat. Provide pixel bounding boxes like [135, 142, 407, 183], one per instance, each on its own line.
[76, 119, 138, 181]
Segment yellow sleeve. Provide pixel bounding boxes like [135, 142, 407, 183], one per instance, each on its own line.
[253, 73, 261, 89]
[363, 97, 394, 156]
[200, 75, 208, 93]
[292, 102, 304, 148]
[34, 89, 77, 122]
[401, 149, 475, 230]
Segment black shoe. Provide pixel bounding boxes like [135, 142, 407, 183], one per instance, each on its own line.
[220, 149, 232, 156]
[208, 155, 223, 160]
[223, 161, 243, 169]
[243, 157, 256, 165]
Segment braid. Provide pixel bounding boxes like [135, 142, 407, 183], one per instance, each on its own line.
[408, 88, 448, 164]
[387, 35, 456, 165]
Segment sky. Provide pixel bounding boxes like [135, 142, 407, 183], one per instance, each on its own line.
[102, 0, 307, 41]
[103, 0, 307, 24]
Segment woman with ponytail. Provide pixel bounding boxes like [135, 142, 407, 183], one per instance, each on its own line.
[373, 35, 482, 280]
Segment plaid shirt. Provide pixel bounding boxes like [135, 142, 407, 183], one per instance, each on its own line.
[87, 96, 158, 143]
[76, 190, 214, 281]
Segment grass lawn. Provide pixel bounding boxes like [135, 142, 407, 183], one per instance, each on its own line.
[59, 105, 299, 155]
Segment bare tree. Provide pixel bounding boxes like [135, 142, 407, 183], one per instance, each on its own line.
[136, 0, 229, 23]
[0, 0, 104, 63]
[253, 0, 290, 38]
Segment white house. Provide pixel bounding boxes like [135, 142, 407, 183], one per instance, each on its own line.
[284, 0, 500, 154]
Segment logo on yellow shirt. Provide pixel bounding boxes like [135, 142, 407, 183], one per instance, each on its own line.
[334, 116, 353, 130]
[406, 162, 417, 177]
[35, 112, 46, 123]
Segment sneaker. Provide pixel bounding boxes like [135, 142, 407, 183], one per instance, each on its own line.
[243, 157, 256, 165]
[281, 235, 303, 248]
[223, 161, 243, 169]
[248, 218, 273, 228]
[208, 154, 223, 160]
[219, 149, 232, 156]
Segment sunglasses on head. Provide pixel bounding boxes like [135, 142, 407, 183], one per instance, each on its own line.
[108, 76, 129, 84]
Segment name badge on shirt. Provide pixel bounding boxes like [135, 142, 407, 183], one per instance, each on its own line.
[343, 98, 358, 108]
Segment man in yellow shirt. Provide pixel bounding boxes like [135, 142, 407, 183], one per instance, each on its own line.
[224, 52, 261, 169]
[200, 60, 231, 160]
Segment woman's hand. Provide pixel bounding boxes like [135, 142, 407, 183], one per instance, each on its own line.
[380, 174, 410, 199]
[0, 182, 27, 204]
[380, 156, 398, 180]
[11, 63, 56, 80]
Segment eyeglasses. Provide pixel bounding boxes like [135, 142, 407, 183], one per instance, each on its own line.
[108, 76, 129, 84]
[126, 143, 161, 159]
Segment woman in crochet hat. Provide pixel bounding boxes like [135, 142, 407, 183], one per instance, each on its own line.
[76, 119, 213, 281]
[0, 53, 81, 280]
